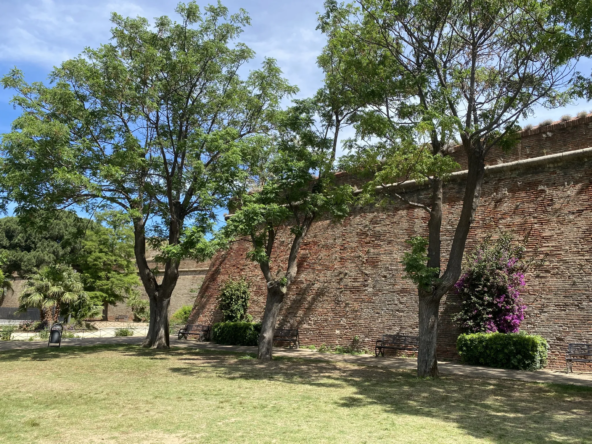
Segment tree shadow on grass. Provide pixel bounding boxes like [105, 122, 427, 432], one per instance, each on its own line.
[0, 343, 175, 362]
[0, 342, 260, 364]
[166, 350, 592, 444]
[2, 345, 591, 443]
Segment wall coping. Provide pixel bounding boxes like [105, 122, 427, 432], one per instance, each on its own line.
[362, 146, 592, 195]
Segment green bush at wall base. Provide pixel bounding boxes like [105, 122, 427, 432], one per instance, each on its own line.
[457, 332, 549, 371]
[212, 322, 261, 346]
[115, 328, 133, 337]
[0, 326, 15, 341]
[171, 305, 193, 324]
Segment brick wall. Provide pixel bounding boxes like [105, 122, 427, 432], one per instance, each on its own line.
[105, 266, 210, 321]
[189, 116, 592, 371]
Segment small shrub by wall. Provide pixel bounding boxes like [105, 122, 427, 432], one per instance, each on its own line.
[212, 322, 261, 346]
[0, 326, 15, 341]
[452, 233, 528, 334]
[170, 305, 193, 324]
[457, 332, 548, 370]
[115, 328, 134, 337]
[217, 279, 251, 322]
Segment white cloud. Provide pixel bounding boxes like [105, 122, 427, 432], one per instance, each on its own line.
[0, 1, 211, 67]
[0, 0, 327, 93]
[1, 0, 590, 136]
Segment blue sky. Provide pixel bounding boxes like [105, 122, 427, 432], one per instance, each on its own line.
[0, 0, 327, 223]
[1, 0, 591, 221]
[2, 1, 591, 133]
[0, 0, 327, 135]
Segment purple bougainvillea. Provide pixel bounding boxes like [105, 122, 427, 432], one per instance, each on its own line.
[453, 234, 527, 334]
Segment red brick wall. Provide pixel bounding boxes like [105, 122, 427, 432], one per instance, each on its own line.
[189, 118, 592, 371]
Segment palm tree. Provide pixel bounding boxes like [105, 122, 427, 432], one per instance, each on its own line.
[18, 265, 96, 323]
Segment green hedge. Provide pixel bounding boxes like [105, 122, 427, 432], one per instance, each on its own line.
[212, 322, 261, 346]
[457, 332, 549, 371]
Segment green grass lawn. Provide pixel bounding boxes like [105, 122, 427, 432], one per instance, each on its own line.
[0, 345, 591, 444]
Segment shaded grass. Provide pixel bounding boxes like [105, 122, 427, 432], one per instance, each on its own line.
[0, 344, 591, 444]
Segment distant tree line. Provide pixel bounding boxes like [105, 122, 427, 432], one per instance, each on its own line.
[0, 210, 140, 323]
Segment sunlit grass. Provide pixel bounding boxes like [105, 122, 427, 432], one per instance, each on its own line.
[0, 345, 591, 444]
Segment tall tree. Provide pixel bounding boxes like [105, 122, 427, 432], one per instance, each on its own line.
[0, 212, 87, 277]
[556, 0, 592, 99]
[223, 101, 352, 361]
[549, 0, 592, 57]
[0, 2, 295, 347]
[320, 0, 574, 376]
[77, 212, 139, 321]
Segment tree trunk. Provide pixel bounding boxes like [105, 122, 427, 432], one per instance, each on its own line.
[255, 218, 311, 361]
[417, 293, 441, 377]
[415, 145, 486, 378]
[257, 284, 285, 361]
[103, 302, 109, 321]
[53, 303, 60, 323]
[133, 217, 181, 349]
[142, 293, 171, 349]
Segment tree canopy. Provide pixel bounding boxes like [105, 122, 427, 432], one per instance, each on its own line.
[222, 100, 353, 360]
[0, 1, 295, 347]
[320, 0, 575, 376]
[0, 212, 87, 277]
[18, 264, 101, 324]
[76, 212, 139, 319]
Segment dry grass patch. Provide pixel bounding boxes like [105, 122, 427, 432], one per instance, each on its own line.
[0, 345, 591, 443]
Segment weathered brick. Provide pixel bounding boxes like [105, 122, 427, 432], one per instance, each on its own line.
[189, 115, 592, 371]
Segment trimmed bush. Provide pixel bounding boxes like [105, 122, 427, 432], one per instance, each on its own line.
[457, 332, 549, 371]
[212, 322, 261, 346]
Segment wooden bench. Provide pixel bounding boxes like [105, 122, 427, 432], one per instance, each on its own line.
[566, 343, 592, 373]
[177, 324, 211, 341]
[375, 334, 419, 357]
[114, 315, 128, 322]
[272, 328, 299, 349]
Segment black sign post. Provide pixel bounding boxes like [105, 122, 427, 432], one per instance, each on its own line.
[48, 323, 63, 348]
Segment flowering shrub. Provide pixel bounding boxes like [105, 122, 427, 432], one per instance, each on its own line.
[453, 234, 527, 333]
